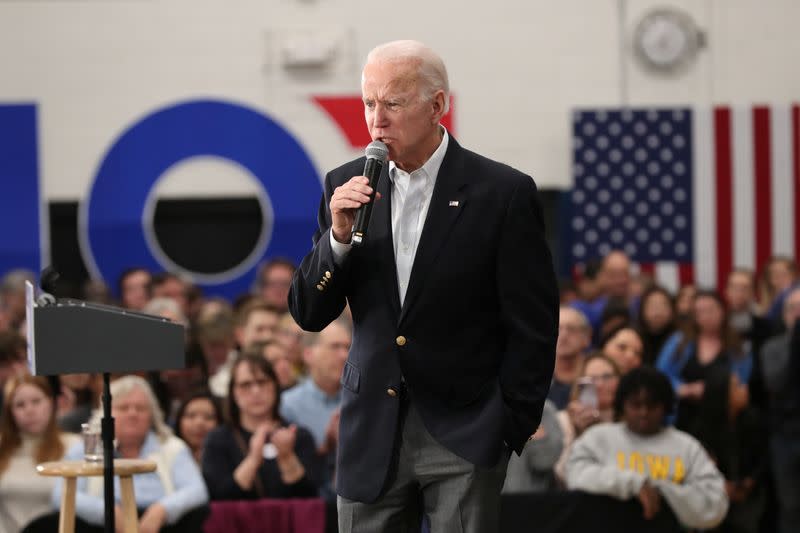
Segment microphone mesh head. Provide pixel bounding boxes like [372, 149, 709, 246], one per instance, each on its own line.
[365, 140, 389, 162]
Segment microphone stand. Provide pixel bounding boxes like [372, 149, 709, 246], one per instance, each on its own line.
[101, 372, 115, 533]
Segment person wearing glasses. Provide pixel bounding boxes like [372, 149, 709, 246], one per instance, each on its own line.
[201, 353, 319, 500]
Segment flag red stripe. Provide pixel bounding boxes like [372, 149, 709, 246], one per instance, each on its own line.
[753, 107, 773, 271]
[794, 104, 800, 260]
[639, 263, 655, 276]
[714, 108, 734, 294]
[678, 263, 694, 286]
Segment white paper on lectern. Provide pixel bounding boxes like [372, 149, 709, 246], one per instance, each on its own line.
[24, 280, 36, 374]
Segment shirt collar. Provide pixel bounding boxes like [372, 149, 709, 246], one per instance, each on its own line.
[307, 377, 342, 404]
[389, 126, 449, 184]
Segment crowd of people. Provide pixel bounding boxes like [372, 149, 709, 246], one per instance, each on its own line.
[0, 250, 798, 532]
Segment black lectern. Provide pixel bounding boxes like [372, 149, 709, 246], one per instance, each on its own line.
[25, 281, 184, 532]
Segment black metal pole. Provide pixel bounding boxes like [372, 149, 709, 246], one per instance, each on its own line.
[102, 372, 114, 533]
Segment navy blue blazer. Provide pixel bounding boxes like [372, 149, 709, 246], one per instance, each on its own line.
[289, 137, 558, 503]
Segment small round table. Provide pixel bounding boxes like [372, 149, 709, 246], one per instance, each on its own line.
[37, 459, 157, 533]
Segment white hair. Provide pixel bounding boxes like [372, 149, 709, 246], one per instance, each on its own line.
[143, 297, 188, 328]
[364, 40, 450, 113]
[89, 375, 173, 442]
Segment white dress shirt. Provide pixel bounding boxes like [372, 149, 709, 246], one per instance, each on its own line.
[330, 128, 450, 305]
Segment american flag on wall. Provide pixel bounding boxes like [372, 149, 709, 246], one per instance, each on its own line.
[568, 105, 800, 294]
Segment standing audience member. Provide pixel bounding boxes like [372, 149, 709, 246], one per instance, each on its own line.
[674, 284, 696, 330]
[503, 400, 563, 494]
[600, 325, 644, 375]
[555, 354, 621, 483]
[244, 341, 298, 391]
[256, 258, 296, 314]
[637, 286, 677, 366]
[175, 392, 223, 465]
[150, 273, 190, 317]
[572, 251, 634, 336]
[575, 258, 602, 304]
[547, 307, 591, 410]
[691, 366, 766, 533]
[760, 256, 798, 323]
[202, 354, 318, 500]
[725, 268, 774, 411]
[53, 376, 208, 532]
[0, 375, 77, 532]
[657, 290, 752, 432]
[117, 268, 151, 311]
[759, 287, 800, 533]
[566, 367, 728, 530]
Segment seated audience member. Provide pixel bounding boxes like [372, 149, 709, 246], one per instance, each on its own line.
[82, 279, 113, 305]
[503, 400, 563, 493]
[0, 331, 27, 411]
[235, 299, 281, 352]
[759, 287, 800, 533]
[600, 325, 644, 375]
[53, 376, 208, 532]
[555, 354, 621, 483]
[247, 341, 298, 391]
[143, 298, 208, 422]
[196, 305, 237, 398]
[117, 267, 151, 311]
[277, 313, 307, 377]
[566, 367, 728, 530]
[692, 366, 766, 533]
[255, 258, 296, 314]
[0, 375, 77, 532]
[175, 392, 223, 464]
[280, 318, 351, 494]
[0, 270, 35, 331]
[150, 273, 190, 317]
[575, 258, 602, 303]
[558, 278, 579, 305]
[760, 256, 798, 324]
[57, 373, 102, 433]
[657, 290, 752, 433]
[202, 354, 318, 500]
[637, 285, 677, 366]
[548, 307, 591, 410]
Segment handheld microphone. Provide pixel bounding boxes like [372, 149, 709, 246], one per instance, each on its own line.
[351, 140, 389, 246]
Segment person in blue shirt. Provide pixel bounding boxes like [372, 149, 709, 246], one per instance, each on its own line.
[52, 375, 208, 533]
[656, 290, 752, 433]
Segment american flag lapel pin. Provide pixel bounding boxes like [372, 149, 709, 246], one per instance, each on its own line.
[449, 200, 459, 207]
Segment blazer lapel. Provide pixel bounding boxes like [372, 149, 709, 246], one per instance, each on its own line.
[398, 139, 468, 324]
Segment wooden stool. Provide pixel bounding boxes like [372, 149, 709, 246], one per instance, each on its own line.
[37, 459, 157, 533]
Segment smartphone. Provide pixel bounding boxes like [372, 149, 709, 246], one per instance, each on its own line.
[577, 377, 598, 409]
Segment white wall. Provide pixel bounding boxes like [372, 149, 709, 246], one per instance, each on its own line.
[0, 0, 798, 198]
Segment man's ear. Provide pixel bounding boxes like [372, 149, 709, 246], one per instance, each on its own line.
[431, 90, 446, 123]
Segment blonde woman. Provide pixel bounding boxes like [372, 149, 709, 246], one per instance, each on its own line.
[0, 375, 77, 532]
[52, 375, 208, 533]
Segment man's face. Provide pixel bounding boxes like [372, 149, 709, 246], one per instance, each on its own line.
[600, 253, 631, 299]
[153, 278, 188, 313]
[556, 309, 590, 359]
[725, 272, 754, 312]
[112, 387, 152, 445]
[260, 265, 293, 312]
[239, 309, 280, 350]
[308, 323, 351, 388]
[121, 270, 151, 311]
[362, 60, 441, 170]
[622, 389, 664, 436]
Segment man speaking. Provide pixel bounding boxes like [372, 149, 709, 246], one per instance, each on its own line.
[289, 40, 558, 532]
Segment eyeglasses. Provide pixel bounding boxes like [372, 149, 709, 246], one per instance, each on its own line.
[234, 378, 273, 392]
[586, 373, 618, 383]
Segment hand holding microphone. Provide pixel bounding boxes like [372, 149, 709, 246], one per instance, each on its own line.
[330, 141, 388, 245]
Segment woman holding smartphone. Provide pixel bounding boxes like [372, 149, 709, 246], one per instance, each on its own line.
[554, 354, 621, 484]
